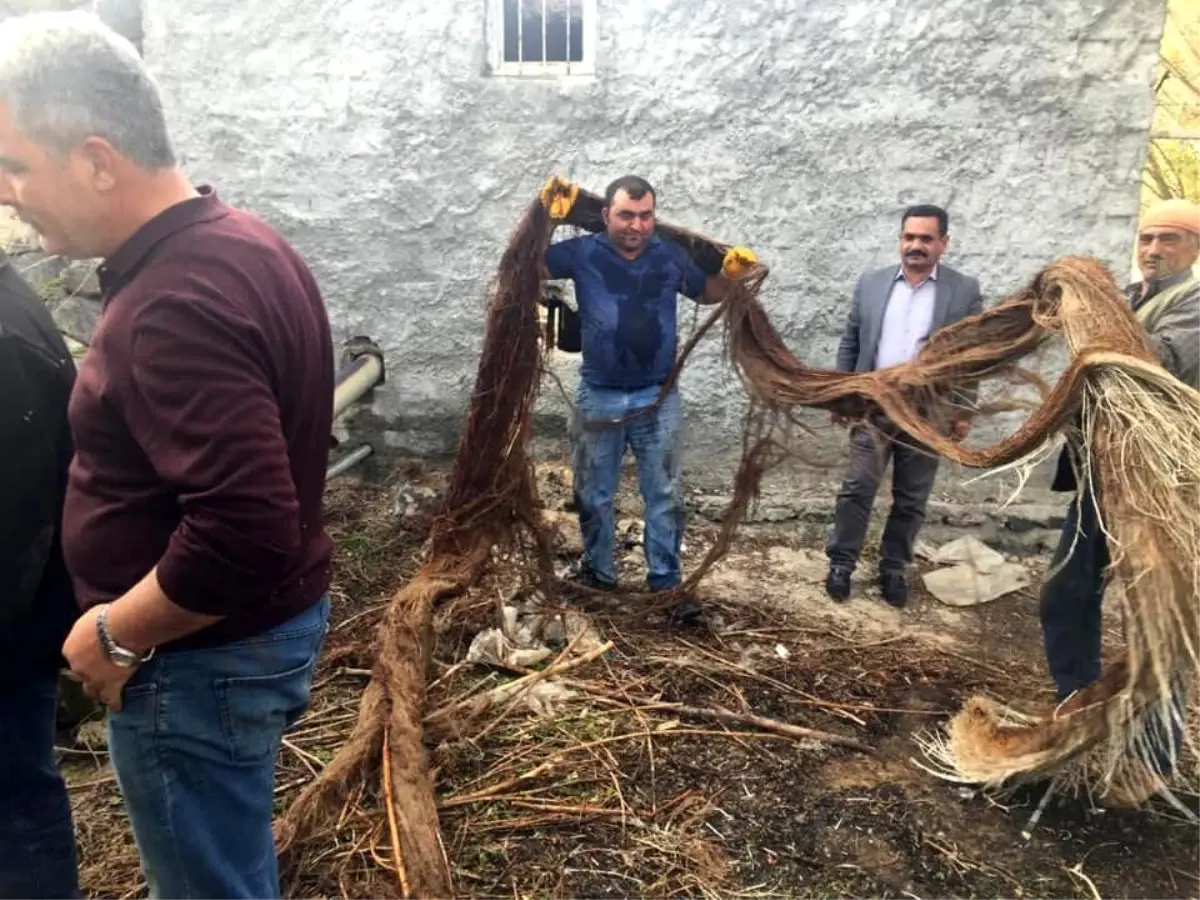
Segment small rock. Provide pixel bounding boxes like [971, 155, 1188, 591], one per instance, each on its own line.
[617, 518, 644, 547]
[543, 616, 567, 649]
[391, 482, 438, 519]
[939, 509, 986, 528]
[774, 643, 790, 660]
[1001, 504, 1067, 533]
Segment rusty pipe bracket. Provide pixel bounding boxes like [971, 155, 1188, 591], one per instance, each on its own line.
[340, 335, 386, 386]
[334, 335, 387, 422]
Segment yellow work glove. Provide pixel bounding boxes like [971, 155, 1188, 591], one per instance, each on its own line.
[538, 175, 579, 221]
[721, 245, 757, 278]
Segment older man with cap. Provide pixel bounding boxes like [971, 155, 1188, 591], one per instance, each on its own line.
[1039, 197, 1199, 803]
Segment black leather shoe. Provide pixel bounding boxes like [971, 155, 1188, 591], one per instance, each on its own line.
[825, 567, 852, 602]
[879, 570, 909, 609]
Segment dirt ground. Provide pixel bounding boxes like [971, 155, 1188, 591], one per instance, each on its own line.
[62, 460, 1199, 900]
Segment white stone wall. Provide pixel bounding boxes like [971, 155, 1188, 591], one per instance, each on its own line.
[143, 0, 1164, 475]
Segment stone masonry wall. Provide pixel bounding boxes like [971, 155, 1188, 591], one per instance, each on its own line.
[130, 0, 1165, 495]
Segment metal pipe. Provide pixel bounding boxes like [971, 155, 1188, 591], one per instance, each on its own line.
[333, 350, 384, 420]
[326, 443, 374, 480]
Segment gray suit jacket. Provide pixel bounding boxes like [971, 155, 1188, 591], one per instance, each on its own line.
[835, 263, 983, 373]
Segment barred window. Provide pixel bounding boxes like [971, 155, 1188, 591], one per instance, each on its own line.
[488, 0, 596, 77]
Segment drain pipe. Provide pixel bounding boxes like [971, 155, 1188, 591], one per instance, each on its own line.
[334, 336, 386, 421]
[327, 337, 385, 482]
[327, 443, 374, 480]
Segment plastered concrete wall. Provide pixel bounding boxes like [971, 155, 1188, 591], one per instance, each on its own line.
[142, 0, 1164, 481]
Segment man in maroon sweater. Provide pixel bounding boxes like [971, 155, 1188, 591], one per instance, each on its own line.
[0, 12, 334, 898]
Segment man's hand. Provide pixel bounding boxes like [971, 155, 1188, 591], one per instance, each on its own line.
[950, 418, 971, 442]
[538, 175, 579, 221]
[62, 605, 137, 712]
[721, 246, 757, 278]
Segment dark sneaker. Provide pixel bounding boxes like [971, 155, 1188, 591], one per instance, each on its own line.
[565, 565, 618, 593]
[879, 570, 909, 609]
[825, 566, 852, 602]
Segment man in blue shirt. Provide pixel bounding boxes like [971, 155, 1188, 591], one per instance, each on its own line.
[540, 175, 754, 623]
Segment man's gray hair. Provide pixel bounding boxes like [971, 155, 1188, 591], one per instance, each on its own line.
[0, 10, 174, 169]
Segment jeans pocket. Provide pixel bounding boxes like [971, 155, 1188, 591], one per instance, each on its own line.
[215, 655, 318, 763]
[112, 660, 163, 733]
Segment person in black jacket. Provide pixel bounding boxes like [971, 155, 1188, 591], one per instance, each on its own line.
[0, 248, 81, 899]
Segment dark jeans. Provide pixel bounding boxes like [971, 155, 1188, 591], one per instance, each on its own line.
[1039, 490, 1183, 778]
[0, 669, 81, 899]
[826, 419, 940, 574]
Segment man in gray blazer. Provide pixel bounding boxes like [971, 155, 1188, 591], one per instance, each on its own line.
[825, 205, 983, 608]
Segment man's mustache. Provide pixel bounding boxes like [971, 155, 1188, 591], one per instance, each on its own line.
[904, 250, 928, 258]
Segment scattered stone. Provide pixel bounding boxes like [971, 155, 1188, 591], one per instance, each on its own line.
[617, 518, 644, 547]
[1001, 503, 1067, 533]
[774, 643, 790, 660]
[937, 509, 987, 528]
[542, 616, 567, 649]
[63, 259, 101, 297]
[979, 520, 1060, 556]
[391, 480, 438, 519]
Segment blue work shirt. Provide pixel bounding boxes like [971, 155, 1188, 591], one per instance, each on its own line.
[545, 233, 708, 390]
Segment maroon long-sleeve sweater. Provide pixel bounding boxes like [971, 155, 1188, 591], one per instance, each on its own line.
[62, 186, 334, 651]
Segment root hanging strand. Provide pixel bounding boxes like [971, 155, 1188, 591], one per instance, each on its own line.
[277, 184, 1199, 895]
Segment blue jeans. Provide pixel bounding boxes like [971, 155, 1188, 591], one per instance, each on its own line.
[0, 669, 80, 899]
[572, 382, 685, 590]
[107, 597, 330, 899]
[1040, 491, 1182, 778]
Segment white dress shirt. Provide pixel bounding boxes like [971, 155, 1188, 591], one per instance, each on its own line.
[875, 264, 938, 369]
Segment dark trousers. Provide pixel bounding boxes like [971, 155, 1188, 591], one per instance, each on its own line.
[1039, 488, 1183, 778]
[0, 669, 81, 899]
[826, 419, 940, 574]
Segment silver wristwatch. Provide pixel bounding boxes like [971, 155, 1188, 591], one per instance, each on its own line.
[96, 605, 155, 668]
